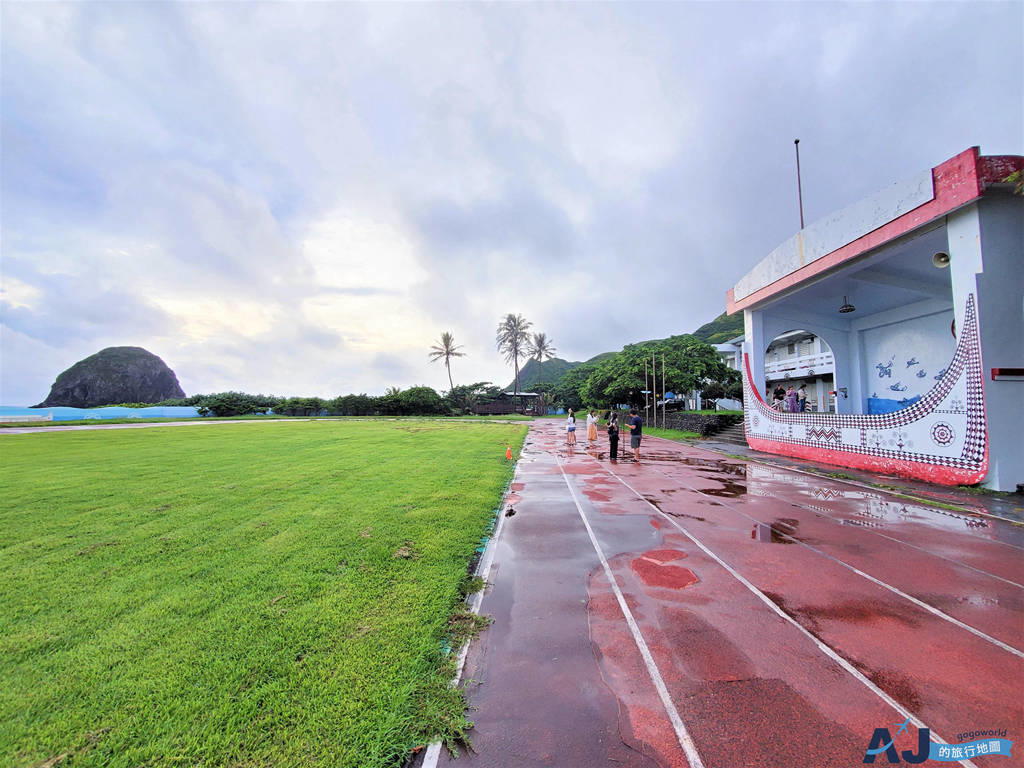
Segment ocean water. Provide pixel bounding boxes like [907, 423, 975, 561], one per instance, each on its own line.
[0, 406, 201, 422]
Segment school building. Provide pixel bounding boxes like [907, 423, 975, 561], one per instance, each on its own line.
[726, 147, 1023, 491]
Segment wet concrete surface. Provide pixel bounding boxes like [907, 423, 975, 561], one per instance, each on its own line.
[426, 422, 1023, 767]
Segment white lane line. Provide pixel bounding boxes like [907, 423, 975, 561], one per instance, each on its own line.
[644, 437, 1024, 584]
[788, 499, 1024, 589]
[600, 463, 977, 768]
[650, 435, 1024, 542]
[640, 460, 1024, 659]
[556, 458, 706, 768]
[421, 461, 521, 768]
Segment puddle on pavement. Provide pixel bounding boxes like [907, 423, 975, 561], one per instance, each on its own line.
[644, 495, 708, 522]
[751, 518, 807, 544]
[697, 480, 748, 498]
[743, 463, 1012, 540]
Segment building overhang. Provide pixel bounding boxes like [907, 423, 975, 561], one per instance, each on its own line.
[727, 148, 1024, 316]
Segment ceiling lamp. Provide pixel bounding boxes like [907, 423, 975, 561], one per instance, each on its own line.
[838, 296, 856, 314]
[933, 251, 951, 268]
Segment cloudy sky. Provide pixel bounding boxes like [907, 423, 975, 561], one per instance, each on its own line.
[2, 2, 1020, 405]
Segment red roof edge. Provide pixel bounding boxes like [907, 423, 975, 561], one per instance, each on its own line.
[727, 147, 1015, 314]
[979, 155, 1024, 188]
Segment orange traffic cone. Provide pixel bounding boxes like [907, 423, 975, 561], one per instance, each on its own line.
[506, 444, 513, 460]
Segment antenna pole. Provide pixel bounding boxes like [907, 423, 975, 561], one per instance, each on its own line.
[794, 138, 805, 230]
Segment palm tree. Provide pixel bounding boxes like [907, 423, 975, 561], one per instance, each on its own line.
[528, 332, 557, 363]
[495, 313, 532, 413]
[428, 331, 465, 392]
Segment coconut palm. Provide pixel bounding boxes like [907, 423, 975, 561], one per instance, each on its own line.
[428, 331, 465, 392]
[528, 332, 557, 363]
[495, 313, 533, 412]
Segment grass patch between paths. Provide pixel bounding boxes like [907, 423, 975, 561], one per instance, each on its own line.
[0, 419, 526, 767]
[644, 426, 701, 441]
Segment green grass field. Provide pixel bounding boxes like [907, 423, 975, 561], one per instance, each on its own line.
[0, 414, 535, 429]
[0, 420, 527, 767]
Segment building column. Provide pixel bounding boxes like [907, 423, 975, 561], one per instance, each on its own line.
[949, 197, 1024, 491]
[743, 309, 767, 400]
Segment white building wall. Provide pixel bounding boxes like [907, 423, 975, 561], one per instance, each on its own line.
[857, 305, 955, 408]
[955, 195, 1024, 491]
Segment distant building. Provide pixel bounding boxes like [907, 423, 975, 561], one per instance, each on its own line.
[714, 336, 743, 372]
[726, 147, 1023, 490]
[472, 391, 542, 415]
[718, 332, 836, 412]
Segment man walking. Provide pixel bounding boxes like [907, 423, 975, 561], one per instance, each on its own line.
[627, 408, 643, 462]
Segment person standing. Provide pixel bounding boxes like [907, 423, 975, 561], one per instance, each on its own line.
[607, 412, 619, 460]
[586, 409, 598, 443]
[566, 409, 577, 446]
[773, 384, 785, 410]
[627, 408, 643, 462]
[797, 384, 807, 412]
[785, 386, 798, 413]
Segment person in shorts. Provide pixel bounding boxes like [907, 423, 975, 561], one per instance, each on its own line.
[627, 408, 642, 462]
[566, 409, 577, 446]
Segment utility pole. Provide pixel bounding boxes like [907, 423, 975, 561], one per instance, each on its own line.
[794, 138, 805, 230]
[644, 359, 649, 426]
[651, 352, 656, 429]
[662, 355, 666, 429]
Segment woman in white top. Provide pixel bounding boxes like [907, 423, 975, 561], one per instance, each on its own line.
[566, 409, 577, 445]
[586, 410, 598, 443]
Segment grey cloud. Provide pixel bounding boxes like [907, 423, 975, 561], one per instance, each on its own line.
[317, 286, 401, 297]
[370, 353, 414, 386]
[2, 2, 1020, 403]
[411, 186, 576, 261]
[1, 262, 174, 346]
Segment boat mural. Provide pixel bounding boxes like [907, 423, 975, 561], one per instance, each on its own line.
[741, 294, 987, 486]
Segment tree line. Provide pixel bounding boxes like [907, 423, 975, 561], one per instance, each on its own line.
[137, 384, 513, 418]
[127, 314, 739, 417]
[427, 318, 739, 414]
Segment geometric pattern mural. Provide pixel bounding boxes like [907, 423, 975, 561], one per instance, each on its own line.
[743, 294, 988, 485]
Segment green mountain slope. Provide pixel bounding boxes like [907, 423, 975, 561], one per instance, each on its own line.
[504, 309, 741, 392]
[692, 312, 743, 344]
[505, 357, 581, 391]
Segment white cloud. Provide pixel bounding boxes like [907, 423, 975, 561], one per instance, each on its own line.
[1, 1, 1020, 406]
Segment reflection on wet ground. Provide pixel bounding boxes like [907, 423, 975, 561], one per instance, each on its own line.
[636, 438, 1023, 547]
[695, 480, 748, 498]
[751, 518, 804, 544]
[440, 419, 1024, 768]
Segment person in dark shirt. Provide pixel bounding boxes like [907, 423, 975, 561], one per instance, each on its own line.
[773, 384, 786, 409]
[607, 412, 619, 460]
[627, 408, 643, 462]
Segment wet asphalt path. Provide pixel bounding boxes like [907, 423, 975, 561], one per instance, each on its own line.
[426, 420, 1023, 768]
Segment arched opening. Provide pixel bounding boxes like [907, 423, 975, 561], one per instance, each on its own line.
[763, 330, 836, 412]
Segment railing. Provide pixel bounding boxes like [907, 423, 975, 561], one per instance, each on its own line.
[471, 402, 538, 415]
[765, 351, 834, 379]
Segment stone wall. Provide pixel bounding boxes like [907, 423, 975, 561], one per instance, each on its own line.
[611, 411, 742, 437]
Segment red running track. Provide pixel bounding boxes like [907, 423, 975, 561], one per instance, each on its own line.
[423, 421, 1023, 768]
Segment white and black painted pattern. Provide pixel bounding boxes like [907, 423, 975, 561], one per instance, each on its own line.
[742, 294, 987, 476]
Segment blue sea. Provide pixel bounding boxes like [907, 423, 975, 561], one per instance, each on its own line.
[0, 405, 201, 422]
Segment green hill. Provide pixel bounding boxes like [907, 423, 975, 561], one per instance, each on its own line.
[505, 309, 741, 392]
[506, 357, 581, 391]
[692, 312, 743, 344]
